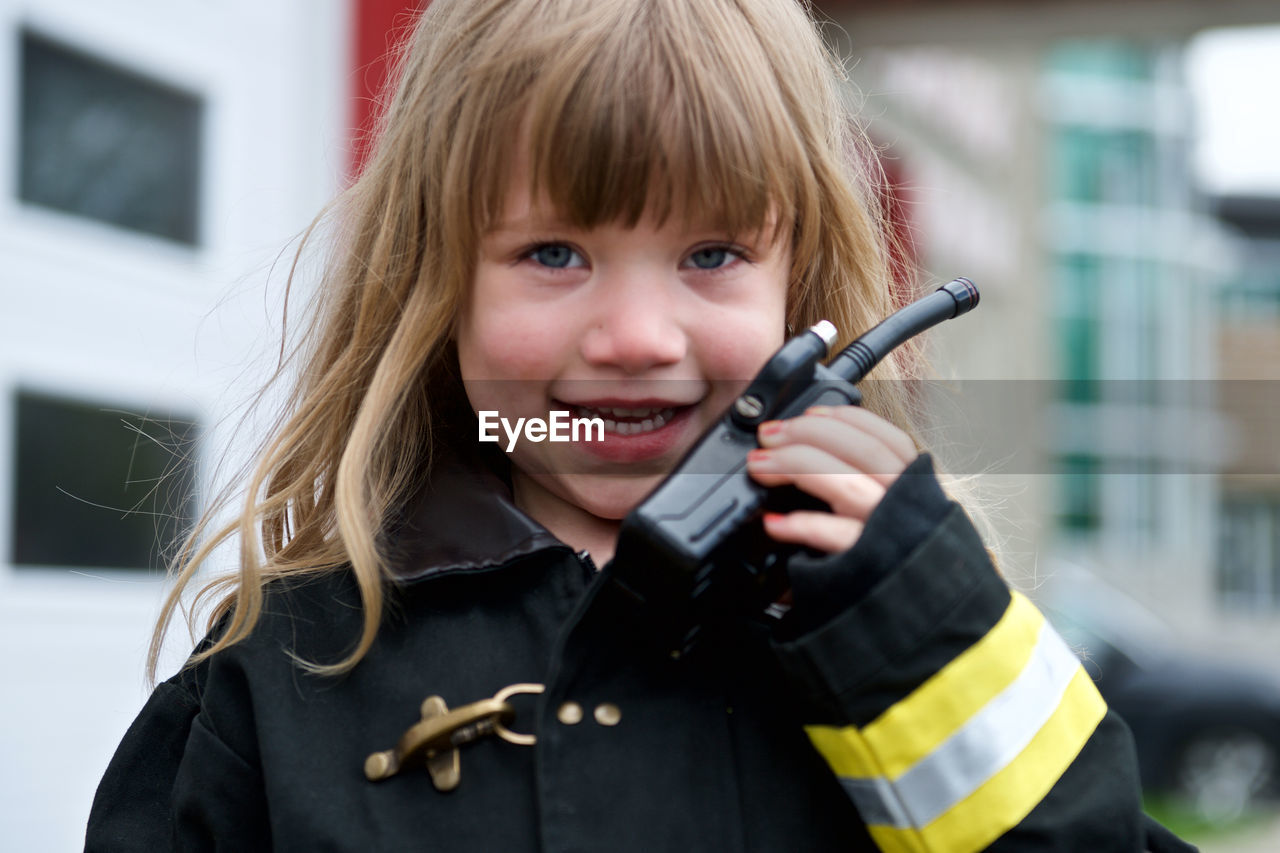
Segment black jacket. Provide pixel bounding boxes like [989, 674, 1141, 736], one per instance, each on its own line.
[86, 455, 1194, 852]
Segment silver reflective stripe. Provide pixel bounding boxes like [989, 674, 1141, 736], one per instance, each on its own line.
[843, 621, 1082, 829]
[840, 775, 912, 828]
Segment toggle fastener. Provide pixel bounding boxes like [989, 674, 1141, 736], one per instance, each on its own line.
[365, 683, 543, 790]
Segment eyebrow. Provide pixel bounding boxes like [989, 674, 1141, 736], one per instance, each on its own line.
[482, 209, 580, 237]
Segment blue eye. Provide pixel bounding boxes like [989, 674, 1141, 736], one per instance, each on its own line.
[530, 244, 582, 269]
[686, 247, 738, 270]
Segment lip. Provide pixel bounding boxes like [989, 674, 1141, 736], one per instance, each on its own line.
[553, 398, 701, 463]
[559, 397, 702, 411]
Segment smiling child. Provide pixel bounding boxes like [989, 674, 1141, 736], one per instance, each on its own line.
[86, 1, 1192, 851]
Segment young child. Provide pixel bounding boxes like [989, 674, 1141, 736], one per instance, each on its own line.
[87, 0, 1192, 850]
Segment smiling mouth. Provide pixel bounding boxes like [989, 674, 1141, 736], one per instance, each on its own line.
[567, 404, 685, 436]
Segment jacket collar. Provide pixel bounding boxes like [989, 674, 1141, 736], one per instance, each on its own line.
[388, 451, 567, 582]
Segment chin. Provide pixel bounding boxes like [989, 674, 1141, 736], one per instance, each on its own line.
[572, 474, 666, 521]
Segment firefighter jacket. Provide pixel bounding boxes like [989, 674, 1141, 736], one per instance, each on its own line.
[86, 454, 1195, 852]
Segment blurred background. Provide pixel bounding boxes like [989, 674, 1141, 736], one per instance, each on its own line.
[1, 0, 1278, 849]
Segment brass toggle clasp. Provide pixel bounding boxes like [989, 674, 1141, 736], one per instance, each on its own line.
[364, 683, 545, 790]
[490, 682, 544, 746]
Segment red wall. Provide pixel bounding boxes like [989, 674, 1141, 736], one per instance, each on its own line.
[349, 0, 423, 176]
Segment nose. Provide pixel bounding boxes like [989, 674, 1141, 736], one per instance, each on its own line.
[579, 273, 687, 374]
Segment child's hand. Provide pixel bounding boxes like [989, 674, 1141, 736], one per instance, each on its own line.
[746, 406, 917, 553]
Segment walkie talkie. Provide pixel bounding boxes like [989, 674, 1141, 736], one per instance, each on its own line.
[610, 277, 980, 655]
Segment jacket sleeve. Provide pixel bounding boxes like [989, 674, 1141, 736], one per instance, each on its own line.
[772, 455, 1196, 853]
[85, 669, 201, 851]
[85, 647, 271, 852]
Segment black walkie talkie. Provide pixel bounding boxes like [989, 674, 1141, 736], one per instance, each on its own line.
[610, 277, 979, 655]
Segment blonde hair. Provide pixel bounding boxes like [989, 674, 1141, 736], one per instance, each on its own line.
[149, 0, 918, 682]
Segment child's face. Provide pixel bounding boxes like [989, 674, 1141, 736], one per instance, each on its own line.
[457, 178, 790, 530]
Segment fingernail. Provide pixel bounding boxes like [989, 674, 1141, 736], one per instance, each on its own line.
[758, 420, 784, 438]
[762, 512, 785, 525]
[747, 449, 774, 467]
[806, 406, 834, 416]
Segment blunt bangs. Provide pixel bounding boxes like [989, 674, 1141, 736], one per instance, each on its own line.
[468, 0, 819, 242]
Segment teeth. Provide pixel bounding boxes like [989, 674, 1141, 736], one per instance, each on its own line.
[596, 406, 661, 417]
[576, 406, 676, 435]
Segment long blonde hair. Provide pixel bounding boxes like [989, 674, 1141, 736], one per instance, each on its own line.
[149, 0, 917, 682]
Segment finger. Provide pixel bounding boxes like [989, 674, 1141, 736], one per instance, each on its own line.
[807, 405, 917, 465]
[756, 415, 908, 486]
[762, 510, 865, 553]
[747, 446, 887, 521]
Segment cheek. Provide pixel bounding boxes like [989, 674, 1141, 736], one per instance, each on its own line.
[701, 307, 787, 381]
[457, 309, 558, 382]
[721, 267, 788, 377]
[458, 323, 529, 420]
[705, 343, 773, 383]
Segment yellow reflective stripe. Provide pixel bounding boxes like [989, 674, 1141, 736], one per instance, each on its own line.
[806, 621, 1088, 821]
[803, 592, 1040, 780]
[866, 667, 1106, 853]
[803, 590, 1109, 852]
[886, 621, 1086, 824]
[921, 667, 1105, 850]
[867, 823, 929, 853]
[863, 592, 1041, 778]
[805, 722, 882, 779]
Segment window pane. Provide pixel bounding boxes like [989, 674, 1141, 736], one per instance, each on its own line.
[1218, 497, 1280, 611]
[12, 390, 200, 569]
[19, 31, 203, 244]
[1058, 454, 1101, 531]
